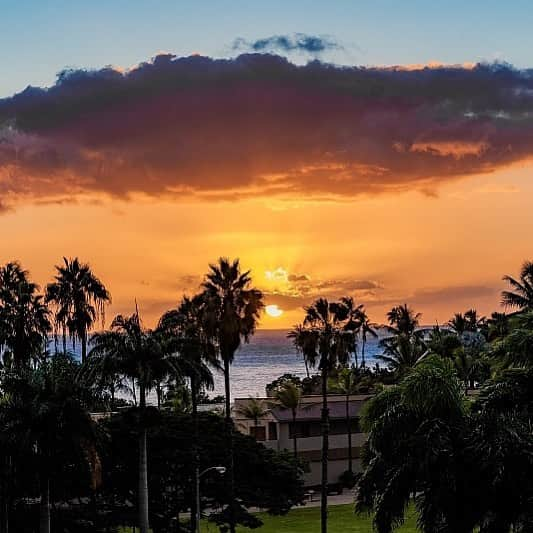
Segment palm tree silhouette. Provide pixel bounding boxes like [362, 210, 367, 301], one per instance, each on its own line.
[336, 368, 359, 475]
[356, 356, 466, 532]
[449, 309, 484, 334]
[89, 311, 180, 533]
[357, 308, 377, 369]
[272, 382, 302, 459]
[0, 355, 96, 533]
[290, 297, 358, 533]
[379, 304, 426, 375]
[46, 257, 110, 362]
[502, 260, 533, 311]
[0, 262, 51, 368]
[157, 293, 217, 533]
[236, 397, 269, 439]
[386, 303, 421, 336]
[201, 257, 264, 533]
[288, 324, 319, 378]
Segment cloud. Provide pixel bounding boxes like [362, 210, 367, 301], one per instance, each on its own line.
[2, 54, 533, 210]
[288, 273, 310, 282]
[232, 33, 343, 54]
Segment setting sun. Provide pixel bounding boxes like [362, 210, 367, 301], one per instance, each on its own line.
[265, 304, 284, 318]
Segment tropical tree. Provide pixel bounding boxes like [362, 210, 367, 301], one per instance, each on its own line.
[201, 257, 264, 533]
[448, 309, 484, 335]
[485, 312, 510, 341]
[386, 304, 421, 336]
[88, 311, 179, 533]
[427, 325, 461, 359]
[290, 297, 358, 533]
[378, 333, 427, 375]
[236, 397, 269, 439]
[0, 262, 51, 368]
[491, 311, 533, 368]
[272, 382, 302, 459]
[336, 368, 358, 475]
[379, 304, 426, 376]
[502, 260, 533, 311]
[46, 257, 110, 362]
[288, 324, 318, 378]
[0, 355, 97, 533]
[356, 356, 470, 533]
[357, 308, 377, 369]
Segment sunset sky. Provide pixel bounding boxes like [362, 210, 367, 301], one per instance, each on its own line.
[1, 1, 533, 328]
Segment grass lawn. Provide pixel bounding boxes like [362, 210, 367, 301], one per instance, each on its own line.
[199, 503, 418, 533]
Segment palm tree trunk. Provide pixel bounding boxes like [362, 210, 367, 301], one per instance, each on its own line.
[291, 409, 298, 460]
[81, 329, 87, 363]
[346, 394, 352, 474]
[110, 384, 115, 412]
[62, 327, 67, 354]
[223, 357, 236, 533]
[138, 384, 150, 533]
[190, 375, 199, 533]
[39, 476, 50, 533]
[320, 366, 329, 533]
[304, 358, 310, 379]
[0, 455, 10, 533]
[156, 383, 162, 410]
[361, 339, 366, 369]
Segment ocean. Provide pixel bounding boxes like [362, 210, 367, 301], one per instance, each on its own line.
[211, 329, 383, 398]
[54, 329, 384, 401]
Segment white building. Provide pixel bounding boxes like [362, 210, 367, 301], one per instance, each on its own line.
[233, 394, 372, 487]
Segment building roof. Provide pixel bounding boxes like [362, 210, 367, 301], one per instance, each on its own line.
[270, 397, 368, 422]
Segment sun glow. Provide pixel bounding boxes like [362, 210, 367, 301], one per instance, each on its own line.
[265, 304, 284, 318]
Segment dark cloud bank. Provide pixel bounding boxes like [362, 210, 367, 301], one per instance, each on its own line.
[1, 53, 533, 209]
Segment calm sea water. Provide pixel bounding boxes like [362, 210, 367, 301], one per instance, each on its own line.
[211, 329, 383, 398]
[54, 330, 383, 401]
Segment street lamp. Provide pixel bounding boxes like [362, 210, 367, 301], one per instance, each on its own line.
[196, 466, 226, 533]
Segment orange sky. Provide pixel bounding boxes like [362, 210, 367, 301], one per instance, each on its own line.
[2, 57, 533, 329]
[2, 160, 531, 329]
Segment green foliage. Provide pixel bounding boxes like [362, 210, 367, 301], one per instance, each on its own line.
[99, 411, 305, 529]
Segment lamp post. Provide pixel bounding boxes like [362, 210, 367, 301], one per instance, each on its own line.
[196, 466, 226, 533]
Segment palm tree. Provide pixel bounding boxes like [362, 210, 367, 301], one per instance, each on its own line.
[236, 397, 269, 439]
[502, 260, 533, 310]
[427, 325, 461, 358]
[272, 382, 302, 459]
[378, 333, 427, 375]
[157, 294, 217, 533]
[386, 304, 421, 336]
[89, 311, 179, 533]
[290, 298, 358, 533]
[288, 325, 319, 378]
[46, 257, 111, 362]
[379, 305, 426, 375]
[84, 331, 126, 411]
[356, 356, 468, 533]
[0, 262, 51, 368]
[485, 312, 510, 341]
[491, 312, 533, 368]
[357, 308, 377, 369]
[0, 355, 96, 533]
[448, 312, 468, 334]
[336, 368, 358, 475]
[201, 258, 264, 533]
[449, 309, 484, 334]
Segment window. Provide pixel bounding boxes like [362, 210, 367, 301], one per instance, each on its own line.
[268, 422, 278, 441]
[250, 425, 266, 441]
[289, 421, 320, 438]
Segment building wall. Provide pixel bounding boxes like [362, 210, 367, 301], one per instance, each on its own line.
[233, 395, 370, 487]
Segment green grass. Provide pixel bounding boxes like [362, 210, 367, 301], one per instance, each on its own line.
[118, 504, 418, 532]
[199, 503, 418, 533]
